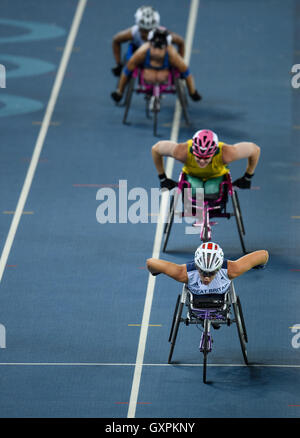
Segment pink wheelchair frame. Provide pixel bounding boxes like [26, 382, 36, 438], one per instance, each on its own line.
[162, 171, 246, 253]
[122, 66, 190, 135]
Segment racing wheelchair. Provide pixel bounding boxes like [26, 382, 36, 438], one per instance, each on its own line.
[162, 171, 247, 254]
[122, 67, 190, 136]
[168, 282, 248, 383]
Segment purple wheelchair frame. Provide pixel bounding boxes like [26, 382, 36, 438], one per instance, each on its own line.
[122, 67, 190, 135]
[134, 66, 180, 95]
[168, 283, 248, 383]
[177, 171, 233, 242]
[163, 170, 246, 253]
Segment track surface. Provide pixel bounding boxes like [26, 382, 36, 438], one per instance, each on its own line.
[0, 0, 299, 418]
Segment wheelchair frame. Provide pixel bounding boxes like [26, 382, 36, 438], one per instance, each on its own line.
[162, 171, 247, 254]
[168, 282, 248, 383]
[122, 67, 190, 136]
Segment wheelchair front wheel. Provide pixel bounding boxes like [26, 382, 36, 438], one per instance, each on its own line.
[201, 208, 210, 243]
[201, 319, 210, 383]
[151, 96, 160, 136]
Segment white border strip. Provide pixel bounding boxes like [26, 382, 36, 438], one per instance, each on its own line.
[0, 0, 88, 283]
[127, 0, 200, 419]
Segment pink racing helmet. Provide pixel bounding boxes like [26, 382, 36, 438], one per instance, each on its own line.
[192, 129, 219, 158]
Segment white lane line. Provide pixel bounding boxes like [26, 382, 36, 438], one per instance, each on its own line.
[127, 0, 200, 419]
[0, 0, 87, 283]
[0, 363, 299, 368]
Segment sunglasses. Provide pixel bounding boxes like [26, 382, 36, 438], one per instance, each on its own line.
[198, 269, 218, 277]
[194, 155, 213, 161]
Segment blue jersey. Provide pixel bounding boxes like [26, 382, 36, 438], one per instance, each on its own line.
[143, 48, 170, 70]
[186, 259, 231, 295]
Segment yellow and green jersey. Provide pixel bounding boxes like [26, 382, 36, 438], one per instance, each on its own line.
[182, 139, 229, 181]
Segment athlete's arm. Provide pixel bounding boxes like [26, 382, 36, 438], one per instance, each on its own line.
[227, 250, 269, 280]
[222, 142, 261, 175]
[151, 141, 188, 174]
[112, 28, 133, 64]
[168, 46, 198, 97]
[116, 45, 148, 94]
[169, 32, 185, 57]
[126, 43, 148, 71]
[146, 258, 188, 283]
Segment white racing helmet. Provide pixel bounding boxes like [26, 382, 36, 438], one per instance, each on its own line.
[194, 242, 224, 272]
[135, 6, 160, 30]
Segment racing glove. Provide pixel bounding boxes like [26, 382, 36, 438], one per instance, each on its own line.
[151, 271, 161, 276]
[189, 90, 202, 101]
[111, 63, 123, 76]
[252, 263, 266, 270]
[159, 173, 178, 190]
[111, 90, 123, 103]
[233, 172, 254, 189]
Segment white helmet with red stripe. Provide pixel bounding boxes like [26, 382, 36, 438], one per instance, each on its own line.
[194, 242, 224, 272]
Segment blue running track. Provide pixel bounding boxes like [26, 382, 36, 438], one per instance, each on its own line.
[0, 0, 299, 419]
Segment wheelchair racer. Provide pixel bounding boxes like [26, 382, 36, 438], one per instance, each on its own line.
[111, 27, 201, 103]
[151, 129, 261, 197]
[147, 241, 269, 293]
[111, 6, 185, 77]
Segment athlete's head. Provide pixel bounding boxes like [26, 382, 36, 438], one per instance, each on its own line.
[194, 242, 224, 284]
[148, 26, 170, 49]
[192, 130, 219, 167]
[135, 6, 160, 31]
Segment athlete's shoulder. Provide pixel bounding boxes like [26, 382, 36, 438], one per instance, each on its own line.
[173, 141, 189, 162]
[131, 24, 139, 36]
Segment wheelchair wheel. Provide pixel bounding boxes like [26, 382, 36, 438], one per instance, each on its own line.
[163, 194, 174, 234]
[174, 78, 190, 126]
[233, 296, 248, 365]
[231, 190, 247, 254]
[162, 193, 176, 252]
[122, 76, 135, 124]
[202, 224, 209, 243]
[168, 297, 184, 364]
[145, 95, 151, 119]
[168, 294, 181, 342]
[153, 105, 158, 137]
[237, 296, 248, 343]
[153, 98, 159, 136]
[202, 319, 210, 383]
[201, 208, 210, 243]
[234, 190, 245, 235]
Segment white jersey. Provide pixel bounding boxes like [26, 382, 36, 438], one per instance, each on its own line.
[186, 260, 231, 296]
[131, 25, 145, 48]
